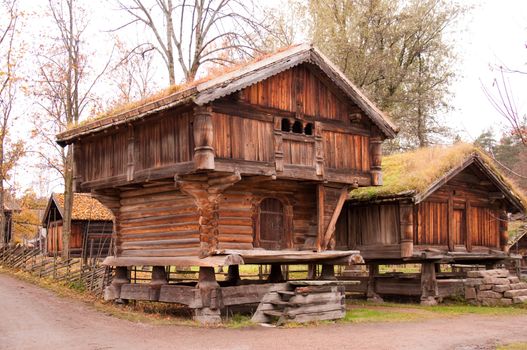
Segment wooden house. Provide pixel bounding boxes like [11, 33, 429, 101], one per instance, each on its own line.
[42, 193, 113, 258]
[55, 44, 398, 322]
[2, 200, 20, 245]
[509, 221, 527, 268]
[336, 144, 526, 303]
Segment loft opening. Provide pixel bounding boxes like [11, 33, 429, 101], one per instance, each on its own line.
[281, 118, 291, 132]
[292, 120, 303, 134]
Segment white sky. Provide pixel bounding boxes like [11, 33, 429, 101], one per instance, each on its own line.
[8, 0, 527, 196]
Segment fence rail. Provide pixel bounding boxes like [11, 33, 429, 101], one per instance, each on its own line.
[0, 246, 112, 296]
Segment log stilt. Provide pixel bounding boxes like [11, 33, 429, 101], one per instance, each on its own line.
[420, 262, 439, 305]
[307, 264, 317, 279]
[267, 263, 285, 283]
[225, 265, 241, 285]
[319, 264, 337, 281]
[366, 264, 383, 302]
[194, 266, 222, 324]
[104, 266, 130, 302]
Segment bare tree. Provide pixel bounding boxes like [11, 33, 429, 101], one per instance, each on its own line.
[483, 67, 527, 147]
[107, 38, 159, 105]
[115, 0, 266, 84]
[0, 0, 24, 246]
[33, 0, 109, 258]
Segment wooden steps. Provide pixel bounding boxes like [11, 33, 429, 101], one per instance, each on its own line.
[251, 280, 348, 325]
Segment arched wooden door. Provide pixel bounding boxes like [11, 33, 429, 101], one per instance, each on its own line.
[256, 198, 284, 250]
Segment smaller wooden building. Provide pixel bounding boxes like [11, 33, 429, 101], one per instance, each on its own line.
[509, 221, 527, 268]
[42, 193, 114, 258]
[2, 200, 20, 245]
[336, 144, 526, 303]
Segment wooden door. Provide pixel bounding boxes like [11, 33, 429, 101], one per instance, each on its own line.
[257, 198, 284, 250]
[452, 209, 466, 247]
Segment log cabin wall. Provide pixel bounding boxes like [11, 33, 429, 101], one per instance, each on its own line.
[46, 221, 83, 256]
[117, 184, 201, 258]
[216, 179, 317, 251]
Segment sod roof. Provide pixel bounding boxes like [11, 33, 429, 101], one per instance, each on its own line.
[44, 193, 114, 222]
[349, 143, 527, 212]
[56, 44, 397, 145]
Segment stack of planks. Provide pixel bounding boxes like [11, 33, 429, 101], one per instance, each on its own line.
[251, 281, 348, 325]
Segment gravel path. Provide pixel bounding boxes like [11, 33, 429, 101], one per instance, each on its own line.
[1, 273, 527, 350]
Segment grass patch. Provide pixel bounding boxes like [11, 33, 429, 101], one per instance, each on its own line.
[498, 343, 527, 350]
[343, 308, 424, 323]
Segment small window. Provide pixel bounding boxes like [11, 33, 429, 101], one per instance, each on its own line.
[304, 123, 313, 135]
[281, 118, 291, 132]
[292, 120, 303, 134]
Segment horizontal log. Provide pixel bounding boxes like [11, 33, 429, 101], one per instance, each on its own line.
[120, 284, 160, 301]
[158, 285, 198, 306]
[121, 238, 200, 250]
[218, 217, 253, 226]
[289, 310, 345, 322]
[120, 248, 201, 257]
[217, 234, 253, 243]
[103, 254, 244, 267]
[121, 223, 199, 235]
[218, 225, 253, 235]
[120, 202, 197, 216]
[119, 230, 200, 241]
[286, 303, 344, 316]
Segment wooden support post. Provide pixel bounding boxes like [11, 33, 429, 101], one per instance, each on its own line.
[193, 106, 215, 170]
[226, 265, 241, 285]
[273, 117, 284, 173]
[104, 266, 130, 302]
[466, 201, 472, 252]
[447, 193, 454, 252]
[499, 210, 508, 251]
[194, 266, 222, 324]
[307, 264, 317, 279]
[370, 136, 382, 186]
[366, 264, 383, 302]
[149, 266, 168, 300]
[420, 262, 439, 305]
[399, 202, 414, 258]
[267, 263, 285, 283]
[314, 121, 324, 177]
[316, 184, 325, 252]
[126, 124, 135, 181]
[321, 186, 349, 250]
[319, 264, 337, 281]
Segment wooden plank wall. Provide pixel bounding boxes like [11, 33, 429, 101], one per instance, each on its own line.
[415, 202, 448, 245]
[336, 203, 400, 248]
[415, 166, 502, 249]
[78, 130, 128, 182]
[76, 111, 192, 183]
[212, 113, 273, 162]
[135, 112, 192, 171]
[239, 64, 356, 121]
[323, 131, 369, 170]
[118, 185, 201, 257]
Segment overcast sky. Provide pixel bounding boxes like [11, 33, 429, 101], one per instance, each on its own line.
[9, 0, 527, 195]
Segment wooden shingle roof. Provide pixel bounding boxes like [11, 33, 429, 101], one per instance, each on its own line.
[56, 44, 398, 146]
[349, 143, 527, 213]
[43, 193, 113, 223]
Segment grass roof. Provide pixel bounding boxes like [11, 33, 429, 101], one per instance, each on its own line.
[53, 193, 113, 221]
[69, 45, 302, 131]
[349, 143, 527, 210]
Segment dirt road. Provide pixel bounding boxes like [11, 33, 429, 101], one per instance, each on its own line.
[1, 273, 527, 350]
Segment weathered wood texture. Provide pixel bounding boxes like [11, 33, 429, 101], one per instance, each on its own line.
[338, 164, 510, 261]
[118, 185, 200, 258]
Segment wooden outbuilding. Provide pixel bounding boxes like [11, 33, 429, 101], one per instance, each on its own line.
[42, 193, 114, 258]
[55, 44, 398, 322]
[335, 144, 527, 303]
[2, 200, 19, 245]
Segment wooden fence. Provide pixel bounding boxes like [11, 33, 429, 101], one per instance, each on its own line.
[0, 245, 112, 297]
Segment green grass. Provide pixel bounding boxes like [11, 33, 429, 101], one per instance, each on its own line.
[343, 308, 424, 323]
[498, 343, 527, 350]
